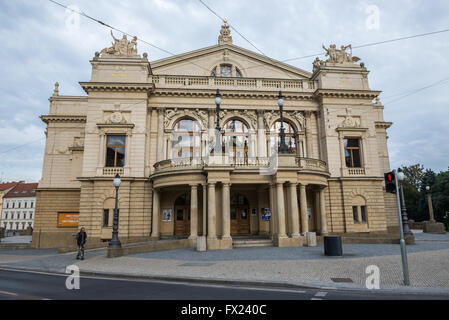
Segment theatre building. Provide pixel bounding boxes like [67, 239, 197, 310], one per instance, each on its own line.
[32, 23, 398, 249]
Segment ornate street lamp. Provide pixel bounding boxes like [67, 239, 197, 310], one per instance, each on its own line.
[426, 185, 436, 223]
[277, 91, 292, 154]
[212, 89, 223, 154]
[397, 169, 413, 237]
[109, 173, 122, 248]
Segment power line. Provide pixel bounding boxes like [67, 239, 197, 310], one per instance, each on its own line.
[0, 138, 46, 155]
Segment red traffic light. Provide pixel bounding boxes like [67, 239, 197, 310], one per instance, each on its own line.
[384, 171, 396, 194]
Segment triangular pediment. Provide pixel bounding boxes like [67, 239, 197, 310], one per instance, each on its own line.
[150, 44, 311, 80]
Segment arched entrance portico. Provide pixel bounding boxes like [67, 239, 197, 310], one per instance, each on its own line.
[230, 193, 250, 235]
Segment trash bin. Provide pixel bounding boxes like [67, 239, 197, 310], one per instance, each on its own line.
[324, 236, 343, 256]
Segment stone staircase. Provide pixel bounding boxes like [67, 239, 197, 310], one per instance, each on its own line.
[232, 236, 274, 248]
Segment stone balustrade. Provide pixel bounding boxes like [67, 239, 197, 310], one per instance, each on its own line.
[103, 167, 124, 176]
[150, 75, 317, 92]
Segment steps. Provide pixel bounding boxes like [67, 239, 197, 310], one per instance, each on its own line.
[0, 243, 32, 250]
[233, 237, 273, 248]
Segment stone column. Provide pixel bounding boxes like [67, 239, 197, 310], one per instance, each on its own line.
[150, 188, 160, 239]
[207, 182, 216, 239]
[157, 108, 165, 162]
[276, 183, 287, 238]
[97, 133, 106, 175]
[189, 185, 198, 240]
[320, 188, 328, 235]
[305, 111, 314, 158]
[257, 111, 267, 157]
[202, 184, 207, 236]
[300, 184, 309, 234]
[289, 183, 300, 238]
[222, 183, 231, 239]
[269, 183, 277, 238]
[124, 131, 132, 176]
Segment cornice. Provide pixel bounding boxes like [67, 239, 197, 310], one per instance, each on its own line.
[375, 121, 393, 129]
[40, 115, 87, 124]
[314, 89, 381, 99]
[79, 82, 155, 94]
[152, 89, 315, 101]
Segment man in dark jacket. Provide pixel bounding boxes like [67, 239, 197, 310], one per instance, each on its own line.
[76, 227, 87, 260]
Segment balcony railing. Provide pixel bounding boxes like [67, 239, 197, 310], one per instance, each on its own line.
[103, 167, 124, 176]
[150, 75, 318, 93]
[346, 168, 366, 176]
[153, 157, 328, 173]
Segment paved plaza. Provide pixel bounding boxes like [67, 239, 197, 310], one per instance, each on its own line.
[0, 231, 448, 295]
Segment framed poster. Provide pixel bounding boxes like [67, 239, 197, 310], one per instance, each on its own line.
[307, 208, 312, 219]
[251, 208, 257, 216]
[261, 208, 271, 221]
[57, 213, 80, 228]
[162, 209, 172, 222]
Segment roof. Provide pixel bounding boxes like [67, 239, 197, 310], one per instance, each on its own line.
[3, 183, 38, 199]
[0, 182, 21, 192]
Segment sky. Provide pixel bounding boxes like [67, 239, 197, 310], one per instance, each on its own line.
[0, 0, 448, 182]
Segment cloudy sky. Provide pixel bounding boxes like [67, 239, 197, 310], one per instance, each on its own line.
[1, 0, 448, 182]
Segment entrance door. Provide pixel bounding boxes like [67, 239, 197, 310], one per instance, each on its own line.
[231, 206, 250, 235]
[174, 206, 190, 237]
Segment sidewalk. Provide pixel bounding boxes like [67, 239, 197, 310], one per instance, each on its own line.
[1, 231, 449, 296]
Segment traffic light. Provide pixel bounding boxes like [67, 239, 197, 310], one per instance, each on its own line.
[384, 171, 397, 194]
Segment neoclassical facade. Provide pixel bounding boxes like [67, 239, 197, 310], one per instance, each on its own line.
[32, 24, 398, 249]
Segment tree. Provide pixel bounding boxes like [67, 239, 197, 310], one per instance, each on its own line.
[400, 164, 424, 221]
[431, 169, 449, 229]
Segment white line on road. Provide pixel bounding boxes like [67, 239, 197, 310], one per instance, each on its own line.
[0, 291, 18, 296]
[315, 291, 328, 297]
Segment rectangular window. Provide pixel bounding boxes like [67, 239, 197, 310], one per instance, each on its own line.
[352, 206, 359, 223]
[344, 139, 362, 168]
[103, 209, 109, 227]
[106, 135, 126, 167]
[6, 203, 8, 209]
[25, 202, 27, 208]
[361, 206, 367, 222]
[18, 202, 21, 208]
[12, 203, 15, 209]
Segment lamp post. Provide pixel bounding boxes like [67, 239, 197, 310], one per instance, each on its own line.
[426, 185, 436, 223]
[397, 169, 413, 237]
[277, 91, 292, 154]
[109, 173, 122, 248]
[213, 89, 223, 154]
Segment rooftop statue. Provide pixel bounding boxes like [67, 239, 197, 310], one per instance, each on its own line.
[218, 20, 233, 45]
[322, 44, 360, 64]
[100, 30, 138, 57]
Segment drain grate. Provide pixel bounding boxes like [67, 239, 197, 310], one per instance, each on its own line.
[179, 262, 215, 267]
[331, 278, 353, 283]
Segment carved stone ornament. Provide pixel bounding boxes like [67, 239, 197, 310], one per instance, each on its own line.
[110, 112, 124, 124]
[100, 30, 139, 58]
[340, 116, 361, 128]
[164, 108, 180, 128]
[322, 44, 361, 64]
[264, 110, 276, 129]
[289, 111, 306, 130]
[218, 21, 233, 45]
[245, 111, 257, 130]
[194, 109, 208, 129]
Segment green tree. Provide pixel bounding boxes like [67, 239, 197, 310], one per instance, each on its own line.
[431, 169, 449, 229]
[400, 164, 424, 221]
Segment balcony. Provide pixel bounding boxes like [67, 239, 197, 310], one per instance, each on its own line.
[152, 157, 328, 174]
[103, 167, 124, 176]
[150, 75, 318, 93]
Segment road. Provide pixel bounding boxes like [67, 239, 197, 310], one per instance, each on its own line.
[0, 268, 447, 301]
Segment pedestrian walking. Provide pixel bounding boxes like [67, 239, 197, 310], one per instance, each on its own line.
[76, 227, 87, 260]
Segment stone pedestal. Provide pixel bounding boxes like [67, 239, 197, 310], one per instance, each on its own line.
[107, 246, 124, 258]
[276, 236, 303, 247]
[305, 232, 317, 247]
[423, 221, 446, 234]
[196, 236, 207, 252]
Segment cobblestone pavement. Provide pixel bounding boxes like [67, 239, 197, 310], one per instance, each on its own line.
[0, 236, 32, 243]
[1, 231, 448, 294]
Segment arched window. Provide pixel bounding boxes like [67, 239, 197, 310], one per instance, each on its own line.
[223, 119, 248, 160]
[270, 121, 297, 155]
[172, 119, 201, 159]
[211, 64, 243, 77]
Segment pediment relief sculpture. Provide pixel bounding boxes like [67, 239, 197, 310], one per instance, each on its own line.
[339, 116, 361, 128]
[100, 30, 139, 58]
[104, 111, 129, 125]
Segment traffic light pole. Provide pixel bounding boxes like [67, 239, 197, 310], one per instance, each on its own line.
[394, 169, 410, 286]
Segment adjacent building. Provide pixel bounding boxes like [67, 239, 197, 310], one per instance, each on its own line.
[32, 23, 398, 249]
[1, 183, 38, 236]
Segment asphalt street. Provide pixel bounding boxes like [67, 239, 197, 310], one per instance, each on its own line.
[0, 268, 448, 301]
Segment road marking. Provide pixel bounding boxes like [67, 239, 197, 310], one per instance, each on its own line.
[311, 298, 322, 300]
[315, 291, 328, 297]
[0, 291, 18, 296]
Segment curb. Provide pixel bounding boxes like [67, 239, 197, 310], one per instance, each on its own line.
[2, 264, 448, 297]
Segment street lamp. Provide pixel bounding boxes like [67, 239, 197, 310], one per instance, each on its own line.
[212, 89, 223, 154]
[109, 173, 122, 248]
[397, 168, 413, 237]
[426, 185, 436, 223]
[277, 91, 292, 154]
